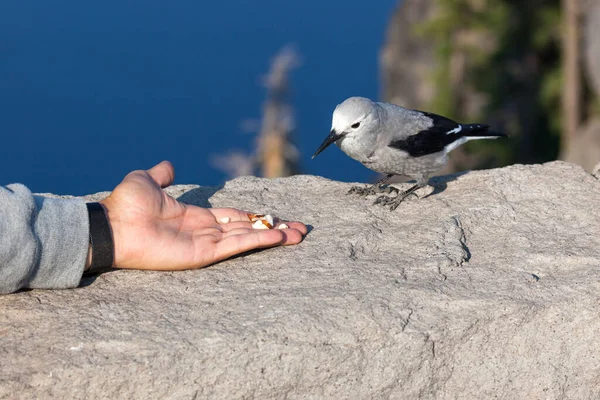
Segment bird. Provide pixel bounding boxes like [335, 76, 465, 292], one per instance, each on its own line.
[312, 96, 507, 210]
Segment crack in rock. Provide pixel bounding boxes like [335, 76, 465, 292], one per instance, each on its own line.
[452, 216, 471, 265]
[443, 216, 471, 268]
[401, 309, 414, 332]
[348, 242, 366, 261]
[349, 243, 359, 261]
[432, 216, 472, 281]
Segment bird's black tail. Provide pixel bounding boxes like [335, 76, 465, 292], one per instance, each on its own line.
[460, 124, 507, 138]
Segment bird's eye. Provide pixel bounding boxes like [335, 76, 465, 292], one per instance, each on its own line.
[351, 122, 361, 129]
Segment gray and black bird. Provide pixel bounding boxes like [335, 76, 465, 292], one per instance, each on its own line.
[312, 96, 507, 210]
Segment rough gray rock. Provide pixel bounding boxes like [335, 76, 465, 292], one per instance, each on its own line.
[593, 161, 600, 179]
[1, 162, 600, 399]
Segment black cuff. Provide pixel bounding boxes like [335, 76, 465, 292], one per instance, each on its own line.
[85, 202, 115, 275]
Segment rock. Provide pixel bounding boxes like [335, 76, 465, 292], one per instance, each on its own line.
[593, 161, 600, 178]
[1, 162, 600, 399]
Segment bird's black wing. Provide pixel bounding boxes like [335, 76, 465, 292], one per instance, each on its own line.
[388, 111, 488, 157]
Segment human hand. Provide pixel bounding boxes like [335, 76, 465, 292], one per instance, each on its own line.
[92, 161, 307, 271]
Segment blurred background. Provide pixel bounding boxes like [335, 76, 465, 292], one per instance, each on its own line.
[1, 0, 599, 195]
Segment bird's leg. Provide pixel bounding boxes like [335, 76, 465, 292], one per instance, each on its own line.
[373, 184, 421, 211]
[371, 174, 400, 195]
[348, 174, 396, 196]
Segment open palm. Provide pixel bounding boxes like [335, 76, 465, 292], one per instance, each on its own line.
[99, 161, 307, 270]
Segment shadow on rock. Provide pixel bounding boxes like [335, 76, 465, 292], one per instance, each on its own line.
[176, 185, 224, 208]
[79, 269, 119, 287]
[425, 171, 469, 199]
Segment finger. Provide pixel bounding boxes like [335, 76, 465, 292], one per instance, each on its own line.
[146, 160, 175, 188]
[210, 209, 309, 235]
[218, 219, 308, 236]
[218, 221, 254, 232]
[256, 220, 307, 235]
[209, 208, 252, 222]
[279, 221, 308, 235]
[223, 227, 305, 245]
[213, 230, 285, 261]
[273, 228, 305, 245]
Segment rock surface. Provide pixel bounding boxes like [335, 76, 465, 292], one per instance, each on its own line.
[1, 162, 600, 399]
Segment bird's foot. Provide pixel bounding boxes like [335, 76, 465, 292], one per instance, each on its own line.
[373, 195, 404, 211]
[348, 185, 375, 196]
[373, 188, 419, 211]
[348, 184, 398, 197]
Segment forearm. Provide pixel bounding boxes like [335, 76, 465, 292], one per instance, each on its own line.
[0, 184, 89, 294]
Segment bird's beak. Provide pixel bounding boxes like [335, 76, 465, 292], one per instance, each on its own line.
[312, 129, 342, 159]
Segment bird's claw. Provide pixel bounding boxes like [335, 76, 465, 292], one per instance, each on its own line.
[373, 190, 419, 211]
[373, 195, 386, 205]
[348, 185, 376, 197]
[374, 195, 406, 211]
[379, 185, 399, 195]
[348, 185, 398, 197]
[373, 195, 400, 209]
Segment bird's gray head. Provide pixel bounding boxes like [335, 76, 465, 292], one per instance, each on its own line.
[312, 96, 379, 159]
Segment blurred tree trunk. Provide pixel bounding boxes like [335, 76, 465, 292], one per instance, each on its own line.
[210, 46, 300, 179]
[258, 46, 300, 178]
[561, 0, 600, 171]
[561, 0, 582, 150]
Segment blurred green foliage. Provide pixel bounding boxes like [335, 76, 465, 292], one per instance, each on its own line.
[414, 0, 571, 168]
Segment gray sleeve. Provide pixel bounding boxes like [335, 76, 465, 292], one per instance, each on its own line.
[0, 184, 89, 294]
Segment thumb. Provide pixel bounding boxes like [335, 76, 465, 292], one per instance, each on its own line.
[146, 161, 175, 188]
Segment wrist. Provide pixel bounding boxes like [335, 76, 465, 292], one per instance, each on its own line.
[84, 202, 115, 274]
[84, 245, 92, 271]
[99, 198, 123, 269]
